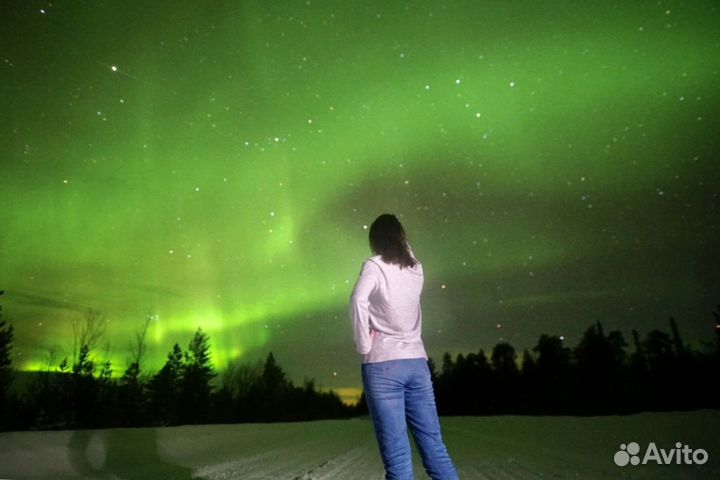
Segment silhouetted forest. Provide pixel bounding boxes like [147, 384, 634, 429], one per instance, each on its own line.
[356, 307, 720, 416]
[0, 297, 351, 431]
[1, 292, 719, 431]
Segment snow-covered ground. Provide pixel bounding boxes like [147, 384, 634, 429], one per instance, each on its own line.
[1, 409, 718, 479]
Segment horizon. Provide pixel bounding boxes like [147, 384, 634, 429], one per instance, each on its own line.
[6, 312, 717, 408]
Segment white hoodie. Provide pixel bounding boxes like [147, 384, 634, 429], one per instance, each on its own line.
[349, 246, 428, 364]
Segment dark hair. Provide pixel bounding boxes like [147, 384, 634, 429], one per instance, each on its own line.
[369, 213, 417, 269]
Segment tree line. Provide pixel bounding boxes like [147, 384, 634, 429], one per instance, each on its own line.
[365, 307, 720, 416]
[0, 301, 351, 431]
[2, 292, 719, 430]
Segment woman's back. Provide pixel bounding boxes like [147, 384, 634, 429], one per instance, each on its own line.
[368, 254, 423, 332]
[350, 249, 428, 364]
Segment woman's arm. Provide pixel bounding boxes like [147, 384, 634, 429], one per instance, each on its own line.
[349, 260, 380, 355]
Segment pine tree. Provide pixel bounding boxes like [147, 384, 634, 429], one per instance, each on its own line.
[491, 342, 519, 377]
[119, 361, 145, 426]
[259, 352, 289, 421]
[521, 348, 537, 374]
[533, 334, 571, 413]
[180, 328, 216, 424]
[262, 352, 285, 391]
[490, 342, 519, 414]
[441, 351, 454, 377]
[149, 343, 184, 425]
[0, 291, 14, 428]
[520, 348, 539, 414]
[97, 358, 116, 426]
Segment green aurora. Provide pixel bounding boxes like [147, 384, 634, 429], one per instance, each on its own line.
[1, 1, 719, 403]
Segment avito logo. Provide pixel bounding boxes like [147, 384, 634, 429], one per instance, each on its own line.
[614, 442, 708, 466]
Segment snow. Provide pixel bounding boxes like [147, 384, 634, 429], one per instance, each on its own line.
[1, 410, 719, 479]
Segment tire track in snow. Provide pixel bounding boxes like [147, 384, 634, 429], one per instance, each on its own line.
[193, 436, 380, 480]
[460, 463, 545, 480]
[193, 442, 324, 479]
[194, 442, 385, 480]
[291, 444, 380, 480]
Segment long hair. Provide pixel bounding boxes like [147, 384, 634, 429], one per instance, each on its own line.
[369, 214, 417, 269]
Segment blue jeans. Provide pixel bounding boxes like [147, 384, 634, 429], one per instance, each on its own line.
[362, 358, 459, 480]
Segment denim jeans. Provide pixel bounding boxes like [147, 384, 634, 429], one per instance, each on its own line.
[362, 358, 459, 480]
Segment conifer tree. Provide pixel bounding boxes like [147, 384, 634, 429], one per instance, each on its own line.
[180, 328, 216, 424]
[0, 291, 14, 427]
[149, 343, 184, 425]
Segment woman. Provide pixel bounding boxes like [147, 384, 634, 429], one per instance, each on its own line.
[349, 213, 459, 480]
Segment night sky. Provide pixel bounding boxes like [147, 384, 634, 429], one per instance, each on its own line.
[1, 1, 719, 405]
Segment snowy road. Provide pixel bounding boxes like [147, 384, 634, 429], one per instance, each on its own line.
[1, 410, 719, 479]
